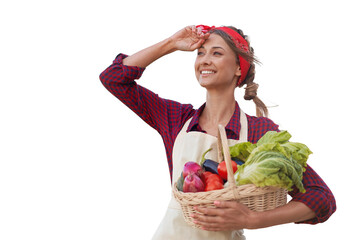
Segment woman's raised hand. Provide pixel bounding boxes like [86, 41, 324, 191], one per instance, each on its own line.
[122, 26, 209, 68]
[170, 26, 210, 52]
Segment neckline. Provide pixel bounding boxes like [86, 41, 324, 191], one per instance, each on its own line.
[187, 101, 242, 138]
[182, 108, 248, 142]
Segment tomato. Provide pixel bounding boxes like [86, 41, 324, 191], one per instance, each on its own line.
[201, 172, 223, 183]
[200, 171, 225, 191]
[205, 179, 224, 191]
[206, 173, 223, 184]
[201, 171, 213, 183]
[217, 160, 237, 180]
[202, 172, 224, 191]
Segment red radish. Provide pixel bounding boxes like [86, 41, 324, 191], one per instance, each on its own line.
[183, 173, 205, 192]
[183, 161, 203, 178]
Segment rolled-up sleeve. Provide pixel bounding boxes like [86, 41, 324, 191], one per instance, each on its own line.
[288, 165, 336, 224]
[100, 53, 145, 84]
[99, 53, 169, 132]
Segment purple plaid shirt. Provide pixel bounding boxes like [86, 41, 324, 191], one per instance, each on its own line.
[99, 53, 336, 224]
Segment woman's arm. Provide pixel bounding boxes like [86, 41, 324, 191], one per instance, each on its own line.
[288, 165, 336, 224]
[192, 164, 336, 231]
[122, 38, 175, 68]
[99, 26, 210, 178]
[192, 199, 315, 231]
[100, 26, 209, 132]
[123, 25, 209, 68]
[100, 26, 210, 129]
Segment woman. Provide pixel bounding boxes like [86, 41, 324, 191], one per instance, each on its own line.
[99, 25, 336, 239]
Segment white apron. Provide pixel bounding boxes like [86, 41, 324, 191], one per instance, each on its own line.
[152, 109, 248, 240]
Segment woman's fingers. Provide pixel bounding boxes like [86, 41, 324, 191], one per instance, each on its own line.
[190, 201, 254, 231]
[191, 210, 224, 231]
[170, 25, 210, 51]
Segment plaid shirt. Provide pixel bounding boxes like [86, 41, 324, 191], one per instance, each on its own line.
[100, 53, 336, 224]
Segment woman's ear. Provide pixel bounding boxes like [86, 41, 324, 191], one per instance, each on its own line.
[235, 66, 242, 77]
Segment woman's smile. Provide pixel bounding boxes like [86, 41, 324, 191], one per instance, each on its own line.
[200, 69, 216, 77]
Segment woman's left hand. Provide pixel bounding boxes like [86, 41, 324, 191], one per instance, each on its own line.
[191, 200, 257, 231]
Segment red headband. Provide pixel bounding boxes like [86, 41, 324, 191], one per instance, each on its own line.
[196, 25, 250, 85]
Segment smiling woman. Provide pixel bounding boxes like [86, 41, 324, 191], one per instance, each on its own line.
[195, 35, 241, 89]
[99, 25, 336, 240]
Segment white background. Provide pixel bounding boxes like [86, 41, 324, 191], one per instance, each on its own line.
[1, 0, 359, 239]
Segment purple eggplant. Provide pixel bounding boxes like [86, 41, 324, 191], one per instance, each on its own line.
[231, 157, 245, 166]
[202, 159, 219, 174]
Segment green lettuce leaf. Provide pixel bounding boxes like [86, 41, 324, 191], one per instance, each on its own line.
[235, 150, 306, 192]
[229, 142, 256, 162]
[280, 142, 312, 171]
[233, 131, 311, 193]
[256, 130, 292, 146]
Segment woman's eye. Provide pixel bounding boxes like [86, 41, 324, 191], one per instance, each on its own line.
[214, 52, 222, 56]
[197, 51, 204, 56]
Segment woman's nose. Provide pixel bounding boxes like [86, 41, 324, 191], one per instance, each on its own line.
[200, 53, 211, 65]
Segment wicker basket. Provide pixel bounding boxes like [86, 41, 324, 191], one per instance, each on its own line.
[173, 124, 287, 229]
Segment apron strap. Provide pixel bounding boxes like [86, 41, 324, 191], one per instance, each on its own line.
[239, 109, 248, 142]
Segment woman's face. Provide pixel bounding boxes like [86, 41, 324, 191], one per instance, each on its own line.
[195, 34, 241, 90]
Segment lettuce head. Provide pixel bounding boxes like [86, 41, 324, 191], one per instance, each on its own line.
[232, 131, 312, 193]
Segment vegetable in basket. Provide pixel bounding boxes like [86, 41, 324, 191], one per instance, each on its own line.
[177, 159, 227, 193]
[183, 173, 205, 192]
[202, 159, 219, 174]
[202, 171, 224, 191]
[176, 172, 184, 192]
[217, 160, 237, 180]
[183, 161, 203, 178]
[232, 130, 312, 193]
[229, 142, 256, 162]
[231, 157, 245, 166]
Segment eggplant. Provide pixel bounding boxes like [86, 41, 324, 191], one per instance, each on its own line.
[231, 157, 245, 166]
[202, 159, 219, 174]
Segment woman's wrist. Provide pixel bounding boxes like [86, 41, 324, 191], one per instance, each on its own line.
[245, 210, 262, 229]
[161, 37, 178, 55]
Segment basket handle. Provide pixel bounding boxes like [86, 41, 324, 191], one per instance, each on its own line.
[217, 124, 239, 199]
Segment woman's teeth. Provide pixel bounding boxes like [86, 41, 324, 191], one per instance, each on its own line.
[201, 70, 215, 74]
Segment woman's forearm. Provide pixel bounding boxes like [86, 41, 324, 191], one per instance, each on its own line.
[193, 200, 316, 231]
[250, 201, 316, 229]
[122, 37, 176, 68]
[122, 26, 209, 68]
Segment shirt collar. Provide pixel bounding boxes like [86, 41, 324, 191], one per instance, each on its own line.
[187, 101, 241, 139]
